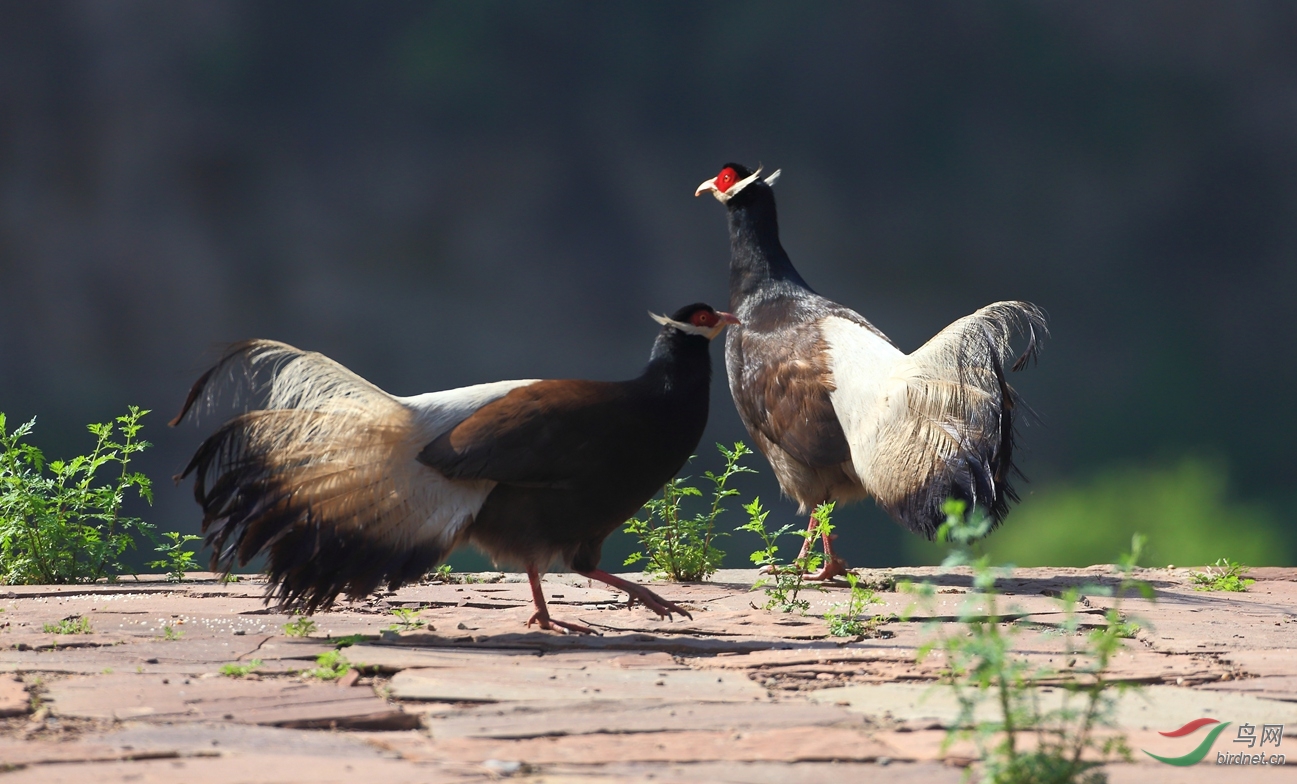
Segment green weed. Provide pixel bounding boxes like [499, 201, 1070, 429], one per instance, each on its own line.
[427, 564, 457, 583]
[147, 531, 203, 582]
[907, 499, 1150, 783]
[387, 607, 427, 632]
[283, 615, 317, 637]
[43, 615, 92, 634]
[624, 442, 754, 582]
[161, 624, 183, 641]
[738, 499, 836, 613]
[220, 659, 261, 678]
[1190, 557, 1255, 592]
[0, 407, 155, 584]
[305, 649, 352, 680]
[824, 572, 888, 637]
[330, 634, 368, 648]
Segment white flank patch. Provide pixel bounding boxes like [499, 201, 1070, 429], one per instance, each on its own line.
[394, 379, 541, 546]
[819, 316, 906, 493]
[399, 379, 539, 438]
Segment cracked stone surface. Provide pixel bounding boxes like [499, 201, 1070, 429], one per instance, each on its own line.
[0, 566, 1294, 781]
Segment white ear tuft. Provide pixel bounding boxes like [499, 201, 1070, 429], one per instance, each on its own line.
[727, 166, 764, 198]
[764, 169, 782, 187]
[649, 310, 713, 336]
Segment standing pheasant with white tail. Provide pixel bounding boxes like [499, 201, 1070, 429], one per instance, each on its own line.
[696, 164, 1046, 579]
[171, 303, 738, 633]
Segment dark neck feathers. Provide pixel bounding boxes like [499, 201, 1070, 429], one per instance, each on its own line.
[644, 330, 713, 397]
[726, 184, 811, 307]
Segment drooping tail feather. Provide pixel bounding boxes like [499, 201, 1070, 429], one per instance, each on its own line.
[866, 301, 1047, 538]
[171, 340, 492, 612]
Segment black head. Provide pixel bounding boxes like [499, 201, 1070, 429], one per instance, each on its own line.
[694, 163, 781, 206]
[650, 302, 741, 341]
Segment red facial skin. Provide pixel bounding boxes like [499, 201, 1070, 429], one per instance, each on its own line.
[690, 309, 720, 328]
[686, 309, 741, 329]
[715, 166, 738, 193]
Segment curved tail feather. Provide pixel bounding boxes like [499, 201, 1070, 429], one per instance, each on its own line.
[847, 302, 1047, 538]
[172, 340, 493, 612]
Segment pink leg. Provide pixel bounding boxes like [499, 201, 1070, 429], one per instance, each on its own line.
[525, 566, 595, 635]
[795, 515, 819, 560]
[804, 528, 848, 581]
[796, 514, 849, 582]
[577, 569, 693, 621]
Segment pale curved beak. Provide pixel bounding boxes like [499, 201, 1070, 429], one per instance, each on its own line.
[694, 177, 718, 198]
[718, 312, 741, 326]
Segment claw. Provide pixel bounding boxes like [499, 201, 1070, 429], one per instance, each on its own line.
[804, 556, 849, 582]
[525, 565, 597, 635]
[579, 569, 693, 622]
[527, 610, 596, 635]
[783, 513, 852, 581]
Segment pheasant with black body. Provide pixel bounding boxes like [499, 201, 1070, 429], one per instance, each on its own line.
[172, 303, 737, 633]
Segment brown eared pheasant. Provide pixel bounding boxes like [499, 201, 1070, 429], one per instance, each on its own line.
[171, 303, 738, 634]
[696, 163, 1045, 579]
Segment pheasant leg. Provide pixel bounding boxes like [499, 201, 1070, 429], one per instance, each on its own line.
[579, 568, 693, 621]
[795, 514, 849, 582]
[525, 566, 595, 635]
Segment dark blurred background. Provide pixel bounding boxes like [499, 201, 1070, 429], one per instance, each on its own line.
[2, 1, 1294, 572]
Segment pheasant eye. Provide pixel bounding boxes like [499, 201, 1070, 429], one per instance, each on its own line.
[717, 167, 737, 192]
[691, 310, 715, 327]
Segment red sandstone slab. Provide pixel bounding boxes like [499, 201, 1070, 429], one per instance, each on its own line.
[421, 698, 860, 739]
[389, 662, 767, 703]
[360, 627, 829, 655]
[340, 643, 683, 673]
[1199, 675, 1297, 702]
[0, 739, 197, 766]
[1135, 611, 1297, 653]
[686, 647, 922, 669]
[375, 725, 899, 764]
[1220, 649, 1297, 677]
[0, 675, 29, 716]
[0, 648, 303, 676]
[541, 760, 965, 784]
[0, 752, 481, 783]
[45, 673, 415, 728]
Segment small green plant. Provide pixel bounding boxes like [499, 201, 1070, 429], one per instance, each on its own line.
[624, 442, 754, 581]
[387, 607, 427, 632]
[220, 658, 261, 678]
[824, 572, 887, 637]
[42, 615, 92, 634]
[161, 624, 183, 641]
[1190, 557, 1255, 592]
[305, 649, 351, 680]
[330, 634, 368, 648]
[907, 500, 1151, 783]
[427, 564, 457, 583]
[737, 498, 835, 613]
[147, 531, 203, 582]
[283, 614, 317, 637]
[221, 572, 240, 583]
[0, 407, 155, 585]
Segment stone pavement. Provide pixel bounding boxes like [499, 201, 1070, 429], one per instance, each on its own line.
[1, 566, 1294, 782]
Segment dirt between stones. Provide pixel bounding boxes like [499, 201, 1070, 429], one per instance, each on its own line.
[0, 566, 1294, 783]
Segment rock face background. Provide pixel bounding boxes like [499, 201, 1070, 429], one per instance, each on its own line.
[2, 2, 1294, 568]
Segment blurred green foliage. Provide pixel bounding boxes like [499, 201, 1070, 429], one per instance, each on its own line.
[907, 458, 1285, 568]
